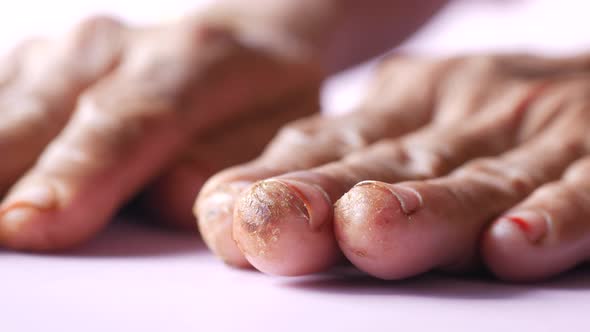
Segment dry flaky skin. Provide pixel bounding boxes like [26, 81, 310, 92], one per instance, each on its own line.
[235, 181, 307, 255]
[0, 8, 324, 250]
[203, 52, 590, 280]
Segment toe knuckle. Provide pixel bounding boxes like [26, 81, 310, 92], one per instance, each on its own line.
[275, 117, 319, 144]
[564, 157, 590, 184]
[366, 55, 451, 112]
[440, 55, 503, 90]
[458, 158, 536, 195]
[68, 93, 147, 162]
[400, 143, 449, 179]
[454, 55, 501, 76]
[1, 38, 49, 86]
[70, 15, 125, 40]
[67, 15, 125, 52]
[531, 182, 583, 206]
[377, 54, 425, 75]
[550, 81, 590, 111]
[63, 15, 125, 80]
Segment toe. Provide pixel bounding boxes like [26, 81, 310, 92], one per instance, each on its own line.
[483, 156, 590, 282]
[0, 16, 125, 193]
[234, 178, 337, 275]
[334, 114, 586, 279]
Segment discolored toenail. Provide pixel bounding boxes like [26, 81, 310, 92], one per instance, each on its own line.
[236, 180, 309, 236]
[502, 210, 550, 243]
[238, 178, 332, 233]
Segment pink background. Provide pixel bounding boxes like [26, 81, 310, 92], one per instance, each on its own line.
[2, 1, 590, 331]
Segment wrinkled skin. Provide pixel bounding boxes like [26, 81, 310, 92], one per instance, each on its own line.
[197, 53, 590, 281]
[0, 13, 322, 250]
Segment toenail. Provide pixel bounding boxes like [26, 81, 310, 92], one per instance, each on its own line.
[3, 185, 57, 210]
[199, 181, 251, 220]
[0, 185, 57, 223]
[0, 186, 56, 243]
[355, 181, 423, 215]
[199, 194, 233, 232]
[387, 185, 423, 215]
[198, 192, 235, 218]
[502, 210, 550, 243]
[267, 179, 332, 231]
[236, 180, 304, 237]
[0, 206, 42, 234]
[235, 178, 332, 239]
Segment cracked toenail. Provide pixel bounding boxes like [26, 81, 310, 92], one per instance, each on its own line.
[504, 210, 549, 243]
[237, 178, 332, 240]
[270, 179, 332, 230]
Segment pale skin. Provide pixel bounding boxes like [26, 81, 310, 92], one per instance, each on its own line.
[1, 0, 589, 282]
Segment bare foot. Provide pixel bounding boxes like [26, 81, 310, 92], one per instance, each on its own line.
[197, 53, 590, 281]
[141, 87, 318, 230]
[0, 13, 321, 250]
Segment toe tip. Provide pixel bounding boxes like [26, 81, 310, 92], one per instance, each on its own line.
[233, 179, 338, 276]
[0, 205, 45, 250]
[197, 188, 251, 268]
[482, 215, 553, 282]
[335, 182, 430, 280]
